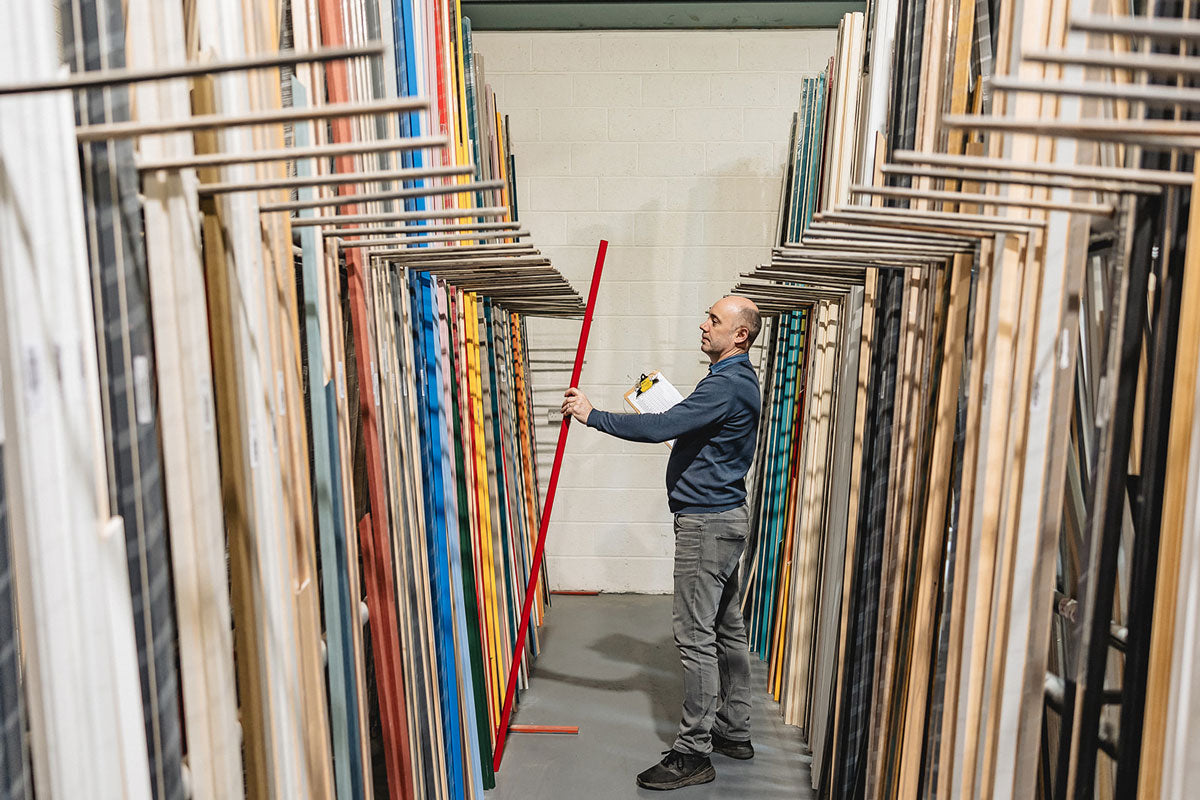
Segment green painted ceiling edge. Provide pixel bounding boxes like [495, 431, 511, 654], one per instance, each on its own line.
[461, 2, 864, 30]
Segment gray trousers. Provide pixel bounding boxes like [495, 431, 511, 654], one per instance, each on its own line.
[671, 504, 753, 756]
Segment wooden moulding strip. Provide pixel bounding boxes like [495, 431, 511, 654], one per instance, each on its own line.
[747, 274, 866, 289]
[137, 134, 448, 171]
[892, 148, 1195, 185]
[880, 163, 1162, 194]
[798, 233, 972, 252]
[803, 222, 979, 245]
[1135, 162, 1200, 800]
[775, 244, 951, 260]
[388, 256, 551, 268]
[799, 236, 971, 254]
[1023, 47, 1200, 76]
[941, 114, 1200, 149]
[379, 245, 539, 257]
[735, 283, 851, 300]
[199, 164, 474, 195]
[776, 246, 950, 264]
[824, 207, 1044, 233]
[767, 262, 911, 275]
[507, 725, 579, 735]
[849, 183, 1116, 215]
[332, 221, 521, 236]
[989, 74, 1200, 108]
[1069, 13, 1200, 40]
[291, 206, 510, 227]
[260, 178, 504, 212]
[77, 96, 428, 140]
[337, 230, 529, 247]
[0, 42, 382, 95]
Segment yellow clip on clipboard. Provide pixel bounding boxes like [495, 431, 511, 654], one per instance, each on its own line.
[624, 371, 684, 448]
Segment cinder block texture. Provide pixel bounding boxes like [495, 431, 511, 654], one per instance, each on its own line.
[473, 29, 835, 593]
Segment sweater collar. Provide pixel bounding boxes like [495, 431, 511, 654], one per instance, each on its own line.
[709, 352, 750, 374]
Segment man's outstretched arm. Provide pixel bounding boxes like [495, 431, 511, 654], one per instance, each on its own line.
[562, 380, 729, 444]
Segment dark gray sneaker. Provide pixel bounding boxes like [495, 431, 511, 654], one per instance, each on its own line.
[710, 731, 754, 760]
[636, 749, 716, 790]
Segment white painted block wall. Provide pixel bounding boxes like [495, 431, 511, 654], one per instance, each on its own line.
[473, 29, 838, 592]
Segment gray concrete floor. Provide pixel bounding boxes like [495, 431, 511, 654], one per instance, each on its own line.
[486, 594, 815, 799]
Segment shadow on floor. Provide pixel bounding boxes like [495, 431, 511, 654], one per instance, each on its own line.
[486, 594, 815, 799]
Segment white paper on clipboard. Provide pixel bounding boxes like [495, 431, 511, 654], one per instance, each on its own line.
[624, 371, 684, 448]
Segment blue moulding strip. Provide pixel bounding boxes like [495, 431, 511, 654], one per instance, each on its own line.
[412, 271, 465, 800]
[435, 283, 486, 800]
[293, 79, 364, 800]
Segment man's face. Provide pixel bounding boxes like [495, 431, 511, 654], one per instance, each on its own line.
[699, 298, 745, 358]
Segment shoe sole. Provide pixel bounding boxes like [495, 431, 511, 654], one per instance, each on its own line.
[636, 765, 717, 790]
[712, 748, 753, 760]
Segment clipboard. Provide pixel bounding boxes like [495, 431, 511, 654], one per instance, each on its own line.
[624, 371, 684, 448]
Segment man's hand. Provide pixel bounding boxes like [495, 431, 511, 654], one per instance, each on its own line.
[561, 387, 594, 424]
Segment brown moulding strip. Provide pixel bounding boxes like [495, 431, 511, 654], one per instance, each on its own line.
[1069, 13, 1200, 40]
[0, 42, 383, 94]
[260, 178, 506, 212]
[849, 184, 1116, 215]
[508, 725, 580, 735]
[337, 231, 529, 247]
[77, 96, 428, 140]
[290, 206, 511, 226]
[317, 0, 414, 794]
[940, 114, 1200, 149]
[137, 134, 448, 171]
[988, 74, 1200, 108]
[880, 163, 1162, 194]
[200, 164, 474, 195]
[1023, 47, 1200, 75]
[892, 149, 1195, 186]
[333, 221, 522, 236]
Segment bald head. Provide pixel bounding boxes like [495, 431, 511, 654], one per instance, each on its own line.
[724, 295, 762, 349]
[700, 295, 763, 363]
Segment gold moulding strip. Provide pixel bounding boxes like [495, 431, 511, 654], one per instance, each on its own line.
[77, 97, 428, 141]
[988, 74, 1200, 109]
[335, 230, 529, 246]
[259, 178, 505, 212]
[137, 134, 448, 171]
[1070, 13, 1200, 41]
[892, 149, 1194, 187]
[290, 206, 511, 227]
[880, 163, 1162, 194]
[199, 165, 475, 195]
[0, 42, 383, 95]
[849, 183, 1116, 216]
[941, 114, 1200, 149]
[1022, 48, 1200, 77]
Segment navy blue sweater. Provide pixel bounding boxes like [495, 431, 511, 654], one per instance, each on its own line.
[586, 353, 761, 514]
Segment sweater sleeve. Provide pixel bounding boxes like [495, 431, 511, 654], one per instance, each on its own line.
[585, 376, 730, 444]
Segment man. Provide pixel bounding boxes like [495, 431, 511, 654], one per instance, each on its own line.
[561, 295, 763, 791]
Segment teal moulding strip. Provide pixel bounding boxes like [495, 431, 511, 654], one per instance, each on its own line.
[462, 1, 865, 30]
